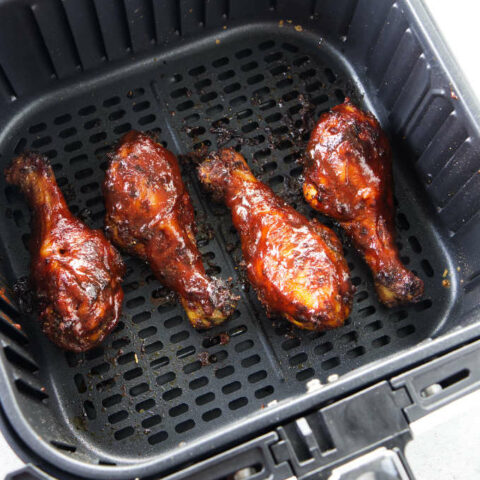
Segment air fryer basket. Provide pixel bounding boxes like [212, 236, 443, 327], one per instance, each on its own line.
[0, 0, 479, 478]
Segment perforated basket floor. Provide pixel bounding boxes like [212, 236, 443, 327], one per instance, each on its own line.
[0, 27, 454, 466]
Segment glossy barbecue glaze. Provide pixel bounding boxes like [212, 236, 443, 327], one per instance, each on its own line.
[103, 131, 237, 328]
[303, 99, 424, 306]
[5, 153, 125, 351]
[198, 148, 353, 330]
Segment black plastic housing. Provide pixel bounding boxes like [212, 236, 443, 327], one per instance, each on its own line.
[0, 0, 479, 478]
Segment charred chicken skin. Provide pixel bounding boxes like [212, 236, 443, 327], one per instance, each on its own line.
[103, 131, 237, 329]
[198, 148, 353, 330]
[303, 99, 424, 306]
[5, 153, 125, 352]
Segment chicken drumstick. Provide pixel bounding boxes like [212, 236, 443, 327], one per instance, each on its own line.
[103, 131, 237, 329]
[5, 153, 125, 352]
[303, 100, 423, 306]
[198, 148, 353, 331]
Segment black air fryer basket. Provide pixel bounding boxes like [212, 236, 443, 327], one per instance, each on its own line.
[1, 1, 480, 479]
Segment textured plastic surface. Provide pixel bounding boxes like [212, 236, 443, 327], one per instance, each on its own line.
[0, 0, 479, 478]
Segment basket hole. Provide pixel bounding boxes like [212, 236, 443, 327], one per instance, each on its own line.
[242, 61, 258, 72]
[170, 403, 188, 417]
[259, 99, 276, 110]
[254, 148, 271, 161]
[372, 335, 391, 348]
[148, 431, 168, 445]
[50, 440, 76, 453]
[96, 378, 115, 392]
[277, 78, 294, 89]
[132, 311, 151, 324]
[215, 365, 234, 378]
[32, 136, 52, 148]
[218, 69, 235, 81]
[248, 370, 267, 384]
[136, 398, 155, 412]
[255, 385, 274, 399]
[83, 400, 96, 420]
[408, 236, 422, 253]
[126, 296, 145, 309]
[75, 168, 93, 180]
[229, 95, 246, 107]
[130, 382, 149, 396]
[415, 299, 432, 311]
[139, 114, 156, 126]
[15, 379, 48, 402]
[144, 340, 163, 354]
[58, 125, 77, 140]
[314, 342, 333, 356]
[90, 362, 110, 375]
[109, 110, 126, 121]
[289, 352, 307, 366]
[339, 331, 358, 344]
[189, 376, 208, 390]
[224, 83, 240, 94]
[54, 113, 72, 124]
[229, 324, 247, 337]
[397, 324, 416, 338]
[74, 373, 87, 393]
[242, 354, 261, 368]
[164, 315, 182, 329]
[347, 346, 366, 358]
[64, 140, 83, 153]
[202, 408, 221, 422]
[175, 419, 195, 433]
[103, 96, 120, 108]
[397, 213, 410, 230]
[222, 381, 241, 394]
[124, 367, 142, 381]
[177, 345, 196, 359]
[229, 397, 248, 410]
[184, 112, 200, 123]
[196, 392, 214, 406]
[355, 291, 369, 303]
[103, 394, 122, 408]
[296, 368, 315, 381]
[281, 338, 300, 351]
[111, 337, 130, 349]
[421, 259, 434, 277]
[150, 356, 170, 370]
[236, 48, 252, 59]
[237, 108, 253, 120]
[171, 330, 189, 343]
[189, 65, 206, 76]
[359, 305, 375, 318]
[206, 104, 224, 115]
[183, 360, 201, 374]
[157, 371, 176, 386]
[389, 310, 407, 322]
[247, 74, 264, 85]
[78, 105, 96, 116]
[163, 387, 182, 401]
[113, 123, 131, 135]
[365, 320, 382, 332]
[235, 339, 254, 353]
[142, 415, 161, 428]
[271, 64, 288, 76]
[242, 121, 258, 133]
[169, 73, 183, 83]
[212, 57, 229, 68]
[322, 357, 340, 370]
[114, 426, 134, 440]
[4, 346, 38, 373]
[195, 78, 211, 89]
[171, 87, 190, 99]
[177, 100, 194, 111]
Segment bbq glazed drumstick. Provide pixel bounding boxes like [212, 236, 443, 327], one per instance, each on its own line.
[198, 148, 353, 331]
[303, 99, 424, 307]
[103, 131, 237, 329]
[5, 153, 125, 352]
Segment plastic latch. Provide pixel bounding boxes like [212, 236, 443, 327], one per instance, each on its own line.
[270, 381, 412, 479]
[390, 339, 480, 422]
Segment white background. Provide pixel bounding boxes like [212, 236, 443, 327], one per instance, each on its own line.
[1, 1, 480, 478]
